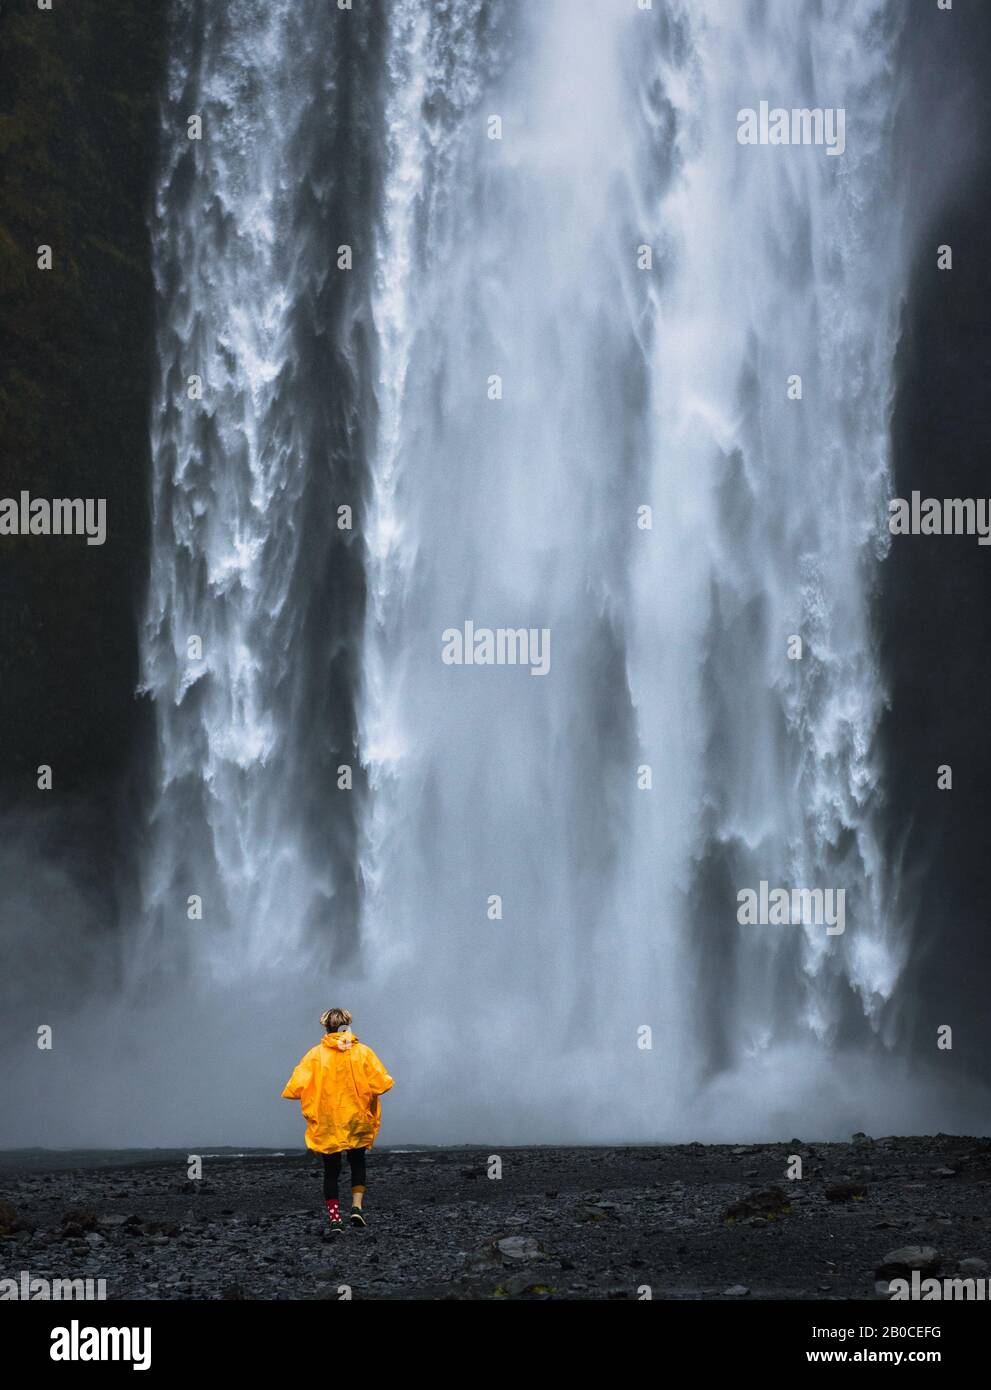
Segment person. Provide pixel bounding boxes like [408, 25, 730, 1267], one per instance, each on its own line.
[282, 1008, 395, 1236]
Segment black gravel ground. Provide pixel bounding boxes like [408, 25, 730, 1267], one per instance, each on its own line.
[2, 1135, 990, 1301]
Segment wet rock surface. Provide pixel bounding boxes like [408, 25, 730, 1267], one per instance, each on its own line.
[1, 1136, 989, 1300]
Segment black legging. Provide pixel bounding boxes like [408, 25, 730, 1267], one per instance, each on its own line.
[322, 1148, 367, 1199]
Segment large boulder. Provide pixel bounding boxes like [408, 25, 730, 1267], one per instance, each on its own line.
[875, 1246, 942, 1279]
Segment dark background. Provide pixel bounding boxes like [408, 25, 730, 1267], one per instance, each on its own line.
[881, 2, 991, 1072]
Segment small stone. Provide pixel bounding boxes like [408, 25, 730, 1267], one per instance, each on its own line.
[723, 1284, 750, 1297]
[825, 1182, 868, 1203]
[723, 1188, 790, 1222]
[876, 1245, 941, 1279]
[496, 1235, 539, 1261]
[61, 1209, 100, 1233]
[957, 1258, 988, 1276]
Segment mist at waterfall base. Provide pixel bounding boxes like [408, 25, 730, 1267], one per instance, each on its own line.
[3, 0, 991, 1152]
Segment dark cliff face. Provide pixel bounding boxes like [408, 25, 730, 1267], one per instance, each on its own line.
[879, 2, 991, 1069]
[0, 0, 168, 801]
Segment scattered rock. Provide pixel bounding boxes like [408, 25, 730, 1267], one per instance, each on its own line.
[1, 1141, 984, 1301]
[852, 1132, 874, 1147]
[932, 1167, 956, 1179]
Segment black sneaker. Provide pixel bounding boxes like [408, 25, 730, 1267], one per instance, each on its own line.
[349, 1207, 366, 1228]
[323, 1219, 345, 1240]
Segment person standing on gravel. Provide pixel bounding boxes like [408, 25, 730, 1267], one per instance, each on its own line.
[281, 1008, 395, 1238]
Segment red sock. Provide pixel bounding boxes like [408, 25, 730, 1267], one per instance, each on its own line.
[325, 1198, 340, 1223]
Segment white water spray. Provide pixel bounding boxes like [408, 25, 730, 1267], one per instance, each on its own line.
[138, 0, 921, 1141]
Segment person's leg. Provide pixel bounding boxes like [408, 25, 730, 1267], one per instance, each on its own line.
[349, 1148, 367, 1224]
[322, 1152, 344, 1229]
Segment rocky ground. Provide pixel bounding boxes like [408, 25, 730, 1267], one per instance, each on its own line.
[1, 1135, 989, 1301]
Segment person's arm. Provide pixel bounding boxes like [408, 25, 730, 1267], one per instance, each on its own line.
[362, 1047, 395, 1098]
[281, 1053, 313, 1100]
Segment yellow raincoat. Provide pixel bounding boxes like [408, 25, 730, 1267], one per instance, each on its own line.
[281, 1032, 394, 1154]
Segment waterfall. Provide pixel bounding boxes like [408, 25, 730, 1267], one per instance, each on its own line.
[627, 0, 912, 1099]
[139, 0, 919, 1140]
[139, 0, 380, 980]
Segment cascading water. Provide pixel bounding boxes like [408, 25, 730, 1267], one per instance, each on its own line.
[137, 0, 929, 1141]
[139, 0, 381, 981]
[626, 0, 914, 1113]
